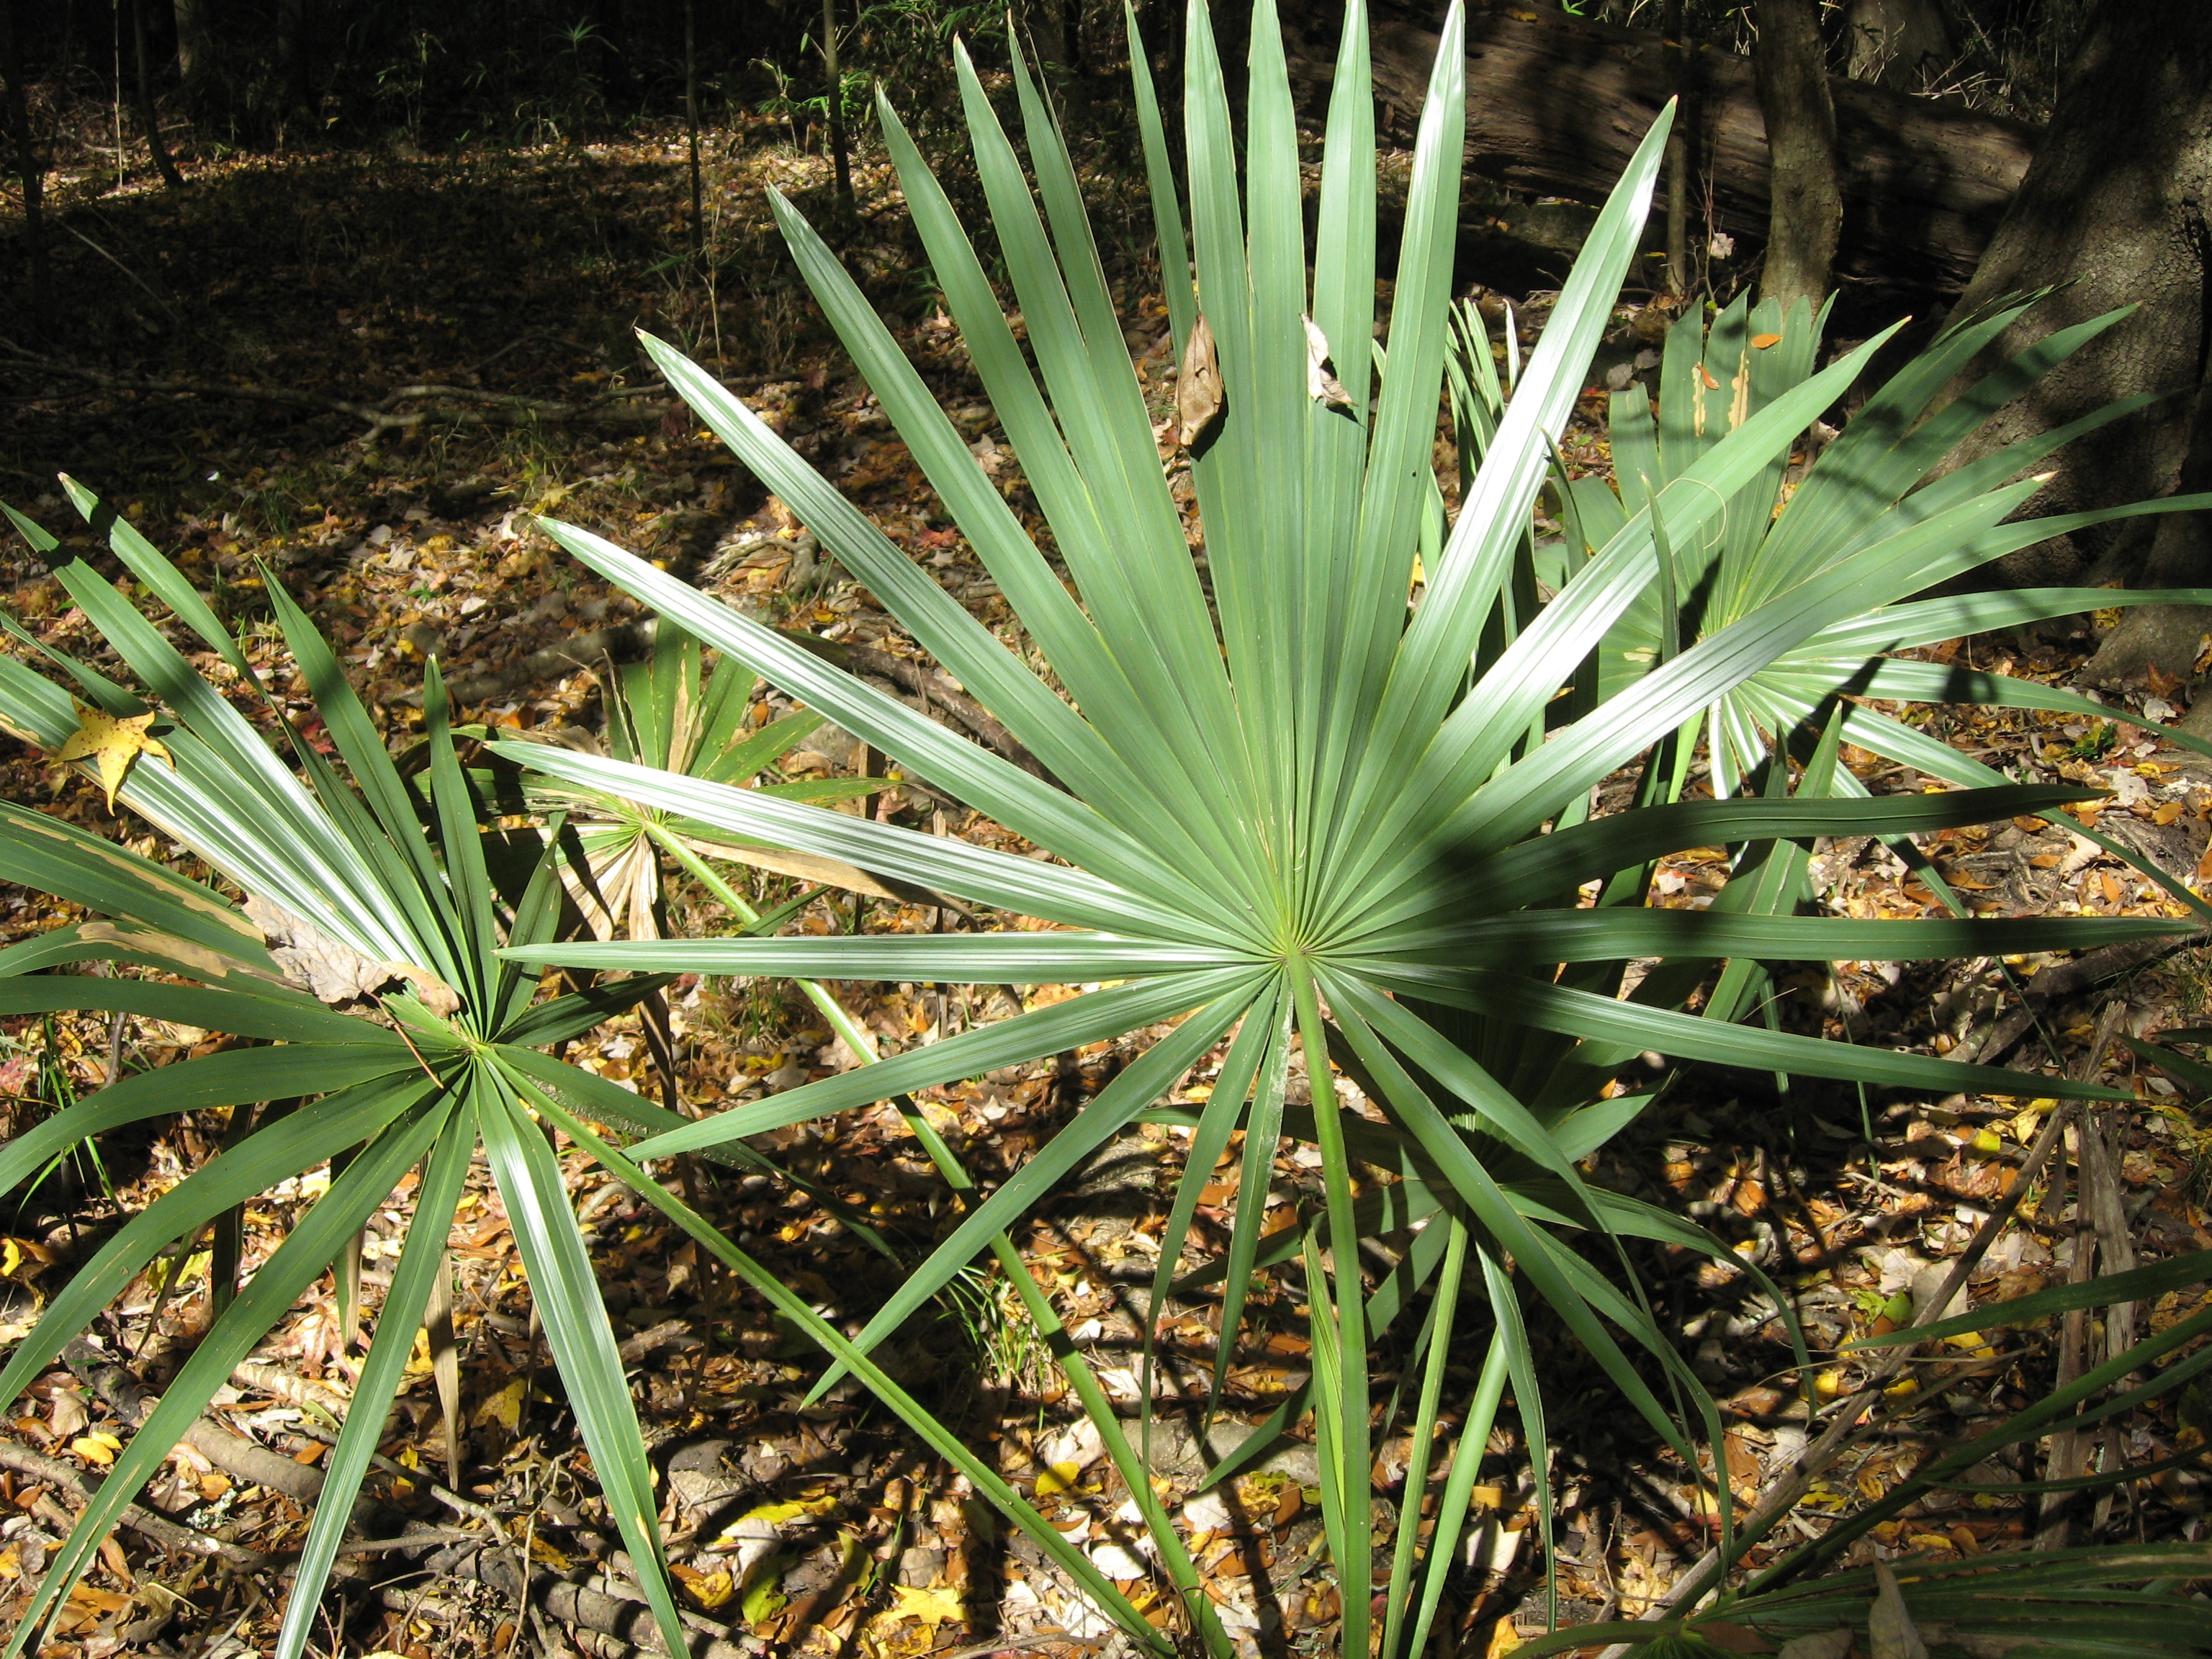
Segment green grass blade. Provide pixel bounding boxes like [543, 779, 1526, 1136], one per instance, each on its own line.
[1851, 1248, 2212, 1349]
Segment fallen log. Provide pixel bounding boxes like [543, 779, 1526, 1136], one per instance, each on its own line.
[1284, 1, 2038, 293]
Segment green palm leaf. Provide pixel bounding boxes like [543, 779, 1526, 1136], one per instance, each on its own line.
[0, 493, 744, 1659]
[496, 1, 2211, 1649]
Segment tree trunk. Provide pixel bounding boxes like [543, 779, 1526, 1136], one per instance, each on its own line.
[172, 0, 210, 90]
[275, 0, 314, 127]
[1280, 1, 2036, 294]
[1753, 0, 1840, 310]
[821, 0, 852, 212]
[1933, 0, 2212, 702]
[130, 0, 184, 189]
[0, 0, 48, 323]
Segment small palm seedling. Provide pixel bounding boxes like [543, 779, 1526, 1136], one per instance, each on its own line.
[0, 488, 716, 1659]
[492, 1, 2212, 1653]
[517, 621, 899, 1089]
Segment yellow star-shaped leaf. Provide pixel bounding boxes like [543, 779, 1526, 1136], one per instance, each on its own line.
[53, 701, 173, 810]
[886, 1584, 963, 1628]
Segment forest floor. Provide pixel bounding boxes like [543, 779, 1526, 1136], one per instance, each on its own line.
[4, 115, 2212, 1659]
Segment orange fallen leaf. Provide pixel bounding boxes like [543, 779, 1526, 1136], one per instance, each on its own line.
[1750, 332, 1782, 349]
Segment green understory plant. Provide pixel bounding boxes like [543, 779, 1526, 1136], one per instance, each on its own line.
[1516, 1246, 2212, 1657]
[490, 0, 2212, 1652]
[0, 487, 719, 1659]
[518, 621, 894, 1084]
[0, 511, 1215, 1659]
[1539, 284, 2212, 912]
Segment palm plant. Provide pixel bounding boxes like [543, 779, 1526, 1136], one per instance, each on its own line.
[518, 621, 898, 1082]
[0, 487, 719, 1659]
[1516, 1246, 2212, 1657]
[1541, 284, 2212, 901]
[488, 1, 2212, 1652]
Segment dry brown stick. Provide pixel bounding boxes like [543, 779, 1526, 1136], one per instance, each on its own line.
[229, 1358, 352, 1420]
[434, 621, 660, 706]
[2039, 1002, 2132, 1549]
[1951, 934, 2198, 1066]
[63, 1338, 508, 1537]
[0, 1437, 271, 1569]
[404, 1545, 763, 1659]
[770, 631, 1056, 786]
[64, 1336, 328, 1506]
[1601, 1094, 2079, 1647]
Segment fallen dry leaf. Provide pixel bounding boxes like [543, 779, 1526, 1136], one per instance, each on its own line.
[1303, 315, 1353, 412]
[53, 701, 172, 809]
[1177, 313, 1224, 446]
[245, 894, 461, 1014]
[1869, 1560, 1929, 1659]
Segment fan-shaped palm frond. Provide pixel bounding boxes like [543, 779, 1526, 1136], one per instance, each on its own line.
[493, 3, 2211, 1651]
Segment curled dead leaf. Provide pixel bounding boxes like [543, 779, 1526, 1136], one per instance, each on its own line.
[1303, 315, 1353, 412]
[244, 895, 461, 1015]
[1177, 313, 1225, 448]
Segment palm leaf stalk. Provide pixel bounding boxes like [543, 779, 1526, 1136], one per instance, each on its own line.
[490, 1, 2212, 1650]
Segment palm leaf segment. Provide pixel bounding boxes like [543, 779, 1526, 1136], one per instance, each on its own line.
[0, 491, 701, 1659]
[1547, 284, 2212, 909]
[498, 0, 2200, 1651]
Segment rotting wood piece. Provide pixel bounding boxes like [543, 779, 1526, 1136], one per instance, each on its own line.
[63, 1335, 335, 1509]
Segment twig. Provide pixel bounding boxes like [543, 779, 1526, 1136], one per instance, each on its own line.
[50, 220, 179, 322]
[400, 1545, 765, 1658]
[779, 630, 1057, 786]
[431, 620, 660, 706]
[1599, 1093, 2078, 1648]
[64, 1336, 331, 1507]
[336, 1526, 490, 1556]
[2039, 1000, 2131, 1549]
[1951, 932, 2200, 1066]
[0, 1437, 271, 1569]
